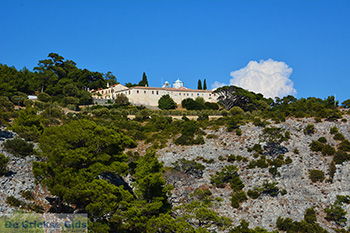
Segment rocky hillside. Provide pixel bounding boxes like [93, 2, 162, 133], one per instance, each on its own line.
[158, 116, 350, 232]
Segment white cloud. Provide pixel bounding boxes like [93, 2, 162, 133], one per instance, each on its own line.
[212, 59, 297, 98]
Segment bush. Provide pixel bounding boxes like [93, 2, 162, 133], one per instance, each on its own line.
[333, 150, 350, 164]
[172, 159, 205, 178]
[229, 106, 244, 115]
[210, 165, 244, 191]
[114, 93, 129, 107]
[330, 126, 339, 134]
[235, 128, 242, 136]
[317, 137, 327, 143]
[247, 189, 261, 199]
[0, 153, 9, 176]
[339, 140, 350, 152]
[231, 191, 247, 208]
[325, 204, 347, 226]
[304, 124, 315, 135]
[6, 196, 24, 207]
[37, 92, 51, 102]
[309, 141, 323, 152]
[3, 137, 34, 157]
[309, 169, 325, 183]
[321, 144, 335, 156]
[304, 207, 317, 224]
[158, 94, 177, 110]
[333, 133, 345, 141]
[204, 102, 219, 110]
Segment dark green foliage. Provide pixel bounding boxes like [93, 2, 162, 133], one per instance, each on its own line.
[6, 196, 24, 207]
[276, 216, 328, 233]
[310, 140, 324, 152]
[203, 79, 207, 90]
[230, 220, 278, 233]
[330, 126, 339, 134]
[37, 92, 52, 102]
[214, 86, 272, 111]
[248, 144, 263, 153]
[309, 169, 325, 183]
[341, 99, 350, 108]
[318, 137, 327, 143]
[333, 150, 350, 164]
[304, 207, 317, 223]
[339, 140, 350, 152]
[231, 191, 247, 208]
[328, 160, 337, 181]
[0, 153, 9, 176]
[138, 72, 149, 87]
[172, 159, 205, 178]
[334, 133, 345, 141]
[197, 79, 202, 90]
[210, 165, 244, 191]
[261, 127, 289, 143]
[158, 94, 177, 110]
[114, 93, 129, 107]
[10, 107, 44, 141]
[3, 137, 34, 157]
[247, 189, 261, 199]
[260, 181, 281, 197]
[304, 124, 315, 135]
[325, 204, 347, 226]
[204, 102, 219, 110]
[174, 120, 205, 145]
[145, 213, 199, 233]
[235, 128, 242, 136]
[321, 144, 336, 156]
[197, 113, 209, 121]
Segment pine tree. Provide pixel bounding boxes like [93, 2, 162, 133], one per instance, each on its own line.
[203, 79, 207, 90]
[197, 79, 202, 90]
[139, 72, 149, 87]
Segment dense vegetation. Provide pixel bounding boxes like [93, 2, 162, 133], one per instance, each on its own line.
[1, 56, 350, 232]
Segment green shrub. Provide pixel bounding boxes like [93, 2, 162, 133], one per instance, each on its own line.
[3, 137, 34, 157]
[37, 92, 51, 102]
[339, 140, 350, 152]
[304, 207, 317, 224]
[6, 196, 24, 207]
[333, 133, 345, 141]
[231, 191, 247, 208]
[321, 144, 335, 156]
[328, 160, 336, 181]
[333, 150, 350, 164]
[0, 153, 9, 176]
[309, 169, 325, 183]
[304, 124, 315, 135]
[229, 106, 244, 115]
[317, 137, 327, 143]
[248, 144, 263, 153]
[247, 189, 261, 199]
[330, 126, 339, 134]
[235, 128, 242, 136]
[325, 204, 347, 226]
[210, 165, 244, 191]
[309, 141, 324, 152]
[158, 95, 177, 110]
[172, 159, 205, 178]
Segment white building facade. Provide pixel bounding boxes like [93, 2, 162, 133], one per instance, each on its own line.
[92, 81, 217, 107]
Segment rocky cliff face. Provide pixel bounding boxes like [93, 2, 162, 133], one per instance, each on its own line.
[158, 116, 350, 232]
[0, 130, 48, 214]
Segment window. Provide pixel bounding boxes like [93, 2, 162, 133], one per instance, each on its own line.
[156, 91, 159, 95]
[152, 91, 154, 94]
[137, 90, 139, 94]
[129, 91, 131, 95]
[144, 91, 146, 94]
[197, 93, 199, 96]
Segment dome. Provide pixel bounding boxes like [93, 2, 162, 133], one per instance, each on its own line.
[173, 79, 184, 88]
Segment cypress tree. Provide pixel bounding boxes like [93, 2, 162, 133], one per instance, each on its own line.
[203, 79, 207, 90]
[139, 72, 149, 87]
[197, 79, 202, 90]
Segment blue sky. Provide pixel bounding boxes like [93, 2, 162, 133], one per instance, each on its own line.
[1, 0, 349, 100]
